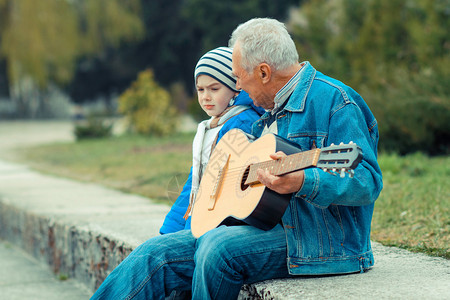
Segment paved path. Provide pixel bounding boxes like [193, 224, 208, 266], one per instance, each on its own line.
[0, 120, 75, 153]
[0, 121, 90, 299]
[0, 240, 91, 300]
[0, 121, 449, 299]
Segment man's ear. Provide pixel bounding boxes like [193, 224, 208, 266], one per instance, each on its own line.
[258, 63, 271, 84]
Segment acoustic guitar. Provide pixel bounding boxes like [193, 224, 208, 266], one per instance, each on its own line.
[190, 129, 362, 238]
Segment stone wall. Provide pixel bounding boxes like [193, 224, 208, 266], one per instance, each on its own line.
[0, 201, 133, 291]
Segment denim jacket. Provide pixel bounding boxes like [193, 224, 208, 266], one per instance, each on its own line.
[252, 62, 383, 275]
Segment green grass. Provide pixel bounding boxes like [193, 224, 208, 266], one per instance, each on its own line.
[372, 152, 449, 259]
[13, 133, 194, 204]
[10, 135, 449, 259]
[58, 273, 69, 281]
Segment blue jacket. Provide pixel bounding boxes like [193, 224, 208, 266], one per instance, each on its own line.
[252, 62, 383, 275]
[160, 91, 263, 234]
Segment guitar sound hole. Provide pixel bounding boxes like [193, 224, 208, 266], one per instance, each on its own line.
[240, 166, 250, 191]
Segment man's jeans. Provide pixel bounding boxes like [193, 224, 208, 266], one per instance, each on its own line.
[90, 224, 290, 299]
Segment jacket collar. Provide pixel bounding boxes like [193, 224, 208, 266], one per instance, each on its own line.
[283, 61, 316, 113]
[255, 62, 317, 122]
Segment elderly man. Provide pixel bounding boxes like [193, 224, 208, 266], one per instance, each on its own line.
[91, 18, 382, 300]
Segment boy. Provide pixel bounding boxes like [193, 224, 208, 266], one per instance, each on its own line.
[159, 47, 262, 234]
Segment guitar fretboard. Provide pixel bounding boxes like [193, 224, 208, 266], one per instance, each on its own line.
[245, 148, 321, 185]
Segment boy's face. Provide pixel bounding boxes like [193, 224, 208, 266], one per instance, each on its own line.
[196, 75, 236, 117]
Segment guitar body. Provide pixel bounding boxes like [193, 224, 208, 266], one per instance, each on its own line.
[191, 129, 302, 238]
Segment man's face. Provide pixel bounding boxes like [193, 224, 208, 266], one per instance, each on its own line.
[232, 44, 272, 109]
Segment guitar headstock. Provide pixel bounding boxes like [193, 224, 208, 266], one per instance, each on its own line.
[317, 142, 362, 178]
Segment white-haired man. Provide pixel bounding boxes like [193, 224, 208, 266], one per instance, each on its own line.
[91, 18, 383, 300]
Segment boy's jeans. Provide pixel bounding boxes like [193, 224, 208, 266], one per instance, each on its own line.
[90, 224, 290, 299]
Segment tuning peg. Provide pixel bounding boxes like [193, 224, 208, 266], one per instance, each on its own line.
[332, 168, 336, 173]
[349, 141, 354, 144]
[323, 168, 336, 176]
[340, 169, 346, 178]
[340, 142, 344, 145]
[348, 170, 355, 178]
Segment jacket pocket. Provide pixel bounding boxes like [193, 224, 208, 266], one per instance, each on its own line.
[286, 133, 327, 151]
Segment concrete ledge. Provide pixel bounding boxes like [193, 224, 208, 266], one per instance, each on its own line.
[240, 242, 450, 299]
[0, 160, 168, 291]
[0, 201, 135, 290]
[1, 160, 449, 299]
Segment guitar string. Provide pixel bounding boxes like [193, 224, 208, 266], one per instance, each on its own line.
[208, 152, 316, 174]
[203, 160, 321, 197]
[206, 163, 328, 192]
[205, 152, 316, 177]
[203, 150, 346, 191]
[205, 147, 352, 181]
[202, 150, 354, 195]
[203, 158, 315, 186]
[205, 162, 306, 180]
[207, 165, 308, 184]
[215, 163, 348, 191]
[208, 157, 349, 186]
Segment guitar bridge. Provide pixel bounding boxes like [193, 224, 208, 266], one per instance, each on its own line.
[208, 154, 231, 210]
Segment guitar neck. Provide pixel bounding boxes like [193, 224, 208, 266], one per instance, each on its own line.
[245, 148, 321, 185]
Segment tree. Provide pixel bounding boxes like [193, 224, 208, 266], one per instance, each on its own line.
[118, 70, 178, 136]
[290, 0, 450, 154]
[182, 0, 298, 51]
[68, 0, 200, 104]
[0, 0, 301, 117]
[0, 0, 143, 118]
[68, 0, 299, 109]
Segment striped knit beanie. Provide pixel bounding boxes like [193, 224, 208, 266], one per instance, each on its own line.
[194, 47, 238, 92]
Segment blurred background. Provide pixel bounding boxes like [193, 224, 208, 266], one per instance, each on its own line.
[0, 0, 448, 155]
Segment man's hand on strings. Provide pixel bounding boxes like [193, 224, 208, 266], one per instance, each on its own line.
[256, 151, 305, 194]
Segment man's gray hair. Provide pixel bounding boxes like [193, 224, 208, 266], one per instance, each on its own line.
[229, 18, 299, 73]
